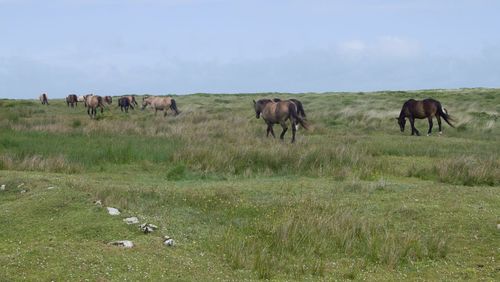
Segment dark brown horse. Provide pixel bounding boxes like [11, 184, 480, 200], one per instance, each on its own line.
[272, 98, 306, 118]
[122, 95, 138, 107]
[39, 93, 49, 105]
[117, 97, 133, 113]
[253, 99, 308, 143]
[397, 98, 454, 136]
[66, 94, 78, 108]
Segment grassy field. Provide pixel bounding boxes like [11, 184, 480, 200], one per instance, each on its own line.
[0, 88, 499, 280]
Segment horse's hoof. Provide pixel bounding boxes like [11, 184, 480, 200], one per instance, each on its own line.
[427, 134, 430, 136]
[439, 131, 443, 135]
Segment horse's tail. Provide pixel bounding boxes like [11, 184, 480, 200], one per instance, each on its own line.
[290, 99, 306, 118]
[289, 103, 309, 130]
[97, 96, 105, 109]
[170, 99, 180, 115]
[437, 103, 454, 128]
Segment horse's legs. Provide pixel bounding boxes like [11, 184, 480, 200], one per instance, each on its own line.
[266, 122, 275, 138]
[427, 117, 433, 136]
[409, 116, 419, 136]
[436, 115, 442, 134]
[291, 120, 297, 143]
[279, 121, 288, 140]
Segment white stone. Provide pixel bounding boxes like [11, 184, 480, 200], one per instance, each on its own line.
[107, 207, 121, 215]
[163, 236, 174, 246]
[0, 185, 5, 191]
[164, 239, 174, 246]
[123, 217, 139, 224]
[109, 240, 134, 248]
[497, 223, 500, 230]
[139, 223, 158, 233]
[47, 186, 55, 190]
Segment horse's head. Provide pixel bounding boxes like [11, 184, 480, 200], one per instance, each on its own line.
[253, 99, 273, 119]
[141, 98, 150, 110]
[397, 116, 406, 132]
[253, 100, 262, 119]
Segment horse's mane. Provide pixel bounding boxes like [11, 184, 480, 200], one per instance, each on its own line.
[256, 98, 274, 105]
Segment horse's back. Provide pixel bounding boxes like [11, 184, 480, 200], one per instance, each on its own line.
[403, 98, 440, 118]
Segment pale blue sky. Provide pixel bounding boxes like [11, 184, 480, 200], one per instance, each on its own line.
[1, 0, 499, 98]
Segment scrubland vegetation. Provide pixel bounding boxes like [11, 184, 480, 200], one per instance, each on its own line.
[0, 88, 499, 280]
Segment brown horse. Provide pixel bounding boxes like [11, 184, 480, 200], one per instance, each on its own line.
[272, 98, 306, 118]
[142, 96, 179, 116]
[253, 99, 308, 143]
[85, 95, 105, 118]
[66, 94, 78, 107]
[104, 96, 112, 105]
[39, 93, 49, 105]
[397, 98, 454, 136]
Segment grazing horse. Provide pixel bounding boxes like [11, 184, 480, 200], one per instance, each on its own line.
[104, 96, 112, 105]
[39, 93, 49, 105]
[397, 98, 454, 136]
[66, 94, 78, 108]
[82, 94, 94, 107]
[85, 95, 105, 118]
[122, 95, 138, 107]
[272, 98, 306, 118]
[142, 96, 179, 116]
[253, 99, 308, 143]
[118, 97, 133, 113]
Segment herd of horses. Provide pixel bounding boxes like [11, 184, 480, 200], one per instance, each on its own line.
[39, 93, 179, 119]
[38, 93, 454, 142]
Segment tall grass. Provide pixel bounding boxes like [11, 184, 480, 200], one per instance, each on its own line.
[0, 89, 498, 185]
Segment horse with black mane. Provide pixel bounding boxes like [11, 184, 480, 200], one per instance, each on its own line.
[118, 97, 133, 113]
[272, 98, 306, 118]
[253, 99, 308, 143]
[142, 96, 179, 116]
[39, 93, 49, 105]
[85, 95, 105, 119]
[122, 95, 138, 108]
[66, 94, 78, 108]
[397, 98, 454, 136]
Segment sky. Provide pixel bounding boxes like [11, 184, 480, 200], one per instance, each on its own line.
[1, 0, 499, 98]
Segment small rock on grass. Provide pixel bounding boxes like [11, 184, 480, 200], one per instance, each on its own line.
[107, 207, 121, 215]
[0, 185, 5, 191]
[123, 217, 139, 224]
[139, 223, 158, 233]
[497, 223, 500, 230]
[108, 240, 134, 248]
[163, 236, 174, 247]
[47, 186, 55, 190]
